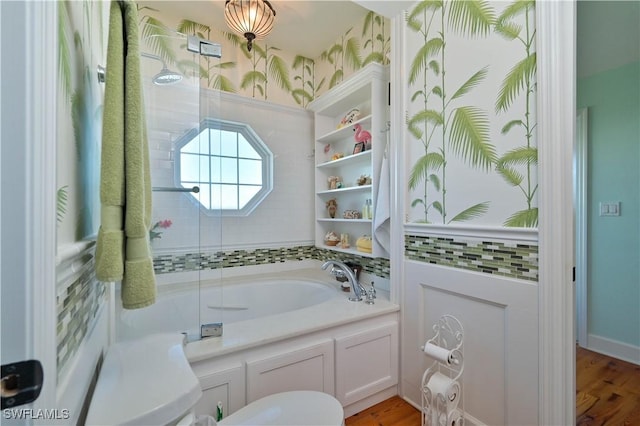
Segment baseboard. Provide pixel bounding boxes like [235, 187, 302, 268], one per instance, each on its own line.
[401, 395, 485, 426]
[587, 333, 640, 365]
[343, 386, 398, 418]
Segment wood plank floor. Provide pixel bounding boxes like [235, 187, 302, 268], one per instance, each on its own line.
[576, 346, 640, 425]
[345, 396, 421, 426]
[345, 347, 640, 425]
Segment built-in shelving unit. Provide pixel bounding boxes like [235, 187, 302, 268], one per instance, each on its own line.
[308, 63, 389, 258]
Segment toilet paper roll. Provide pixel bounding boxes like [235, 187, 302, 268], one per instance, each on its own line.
[433, 406, 461, 426]
[423, 342, 456, 365]
[447, 409, 463, 426]
[425, 372, 460, 409]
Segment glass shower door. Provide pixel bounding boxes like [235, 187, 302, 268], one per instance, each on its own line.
[116, 27, 205, 341]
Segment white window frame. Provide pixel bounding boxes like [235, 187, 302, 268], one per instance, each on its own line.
[175, 118, 273, 216]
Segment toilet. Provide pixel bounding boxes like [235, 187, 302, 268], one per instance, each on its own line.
[219, 391, 344, 426]
[86, 333, 344, 425]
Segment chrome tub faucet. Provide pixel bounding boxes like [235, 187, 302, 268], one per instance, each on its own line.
[321, 260, 366, 302]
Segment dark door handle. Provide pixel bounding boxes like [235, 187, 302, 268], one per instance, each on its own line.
[1, 360, 43, 409]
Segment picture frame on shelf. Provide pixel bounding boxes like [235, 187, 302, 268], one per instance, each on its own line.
[353, 142, 365, 154]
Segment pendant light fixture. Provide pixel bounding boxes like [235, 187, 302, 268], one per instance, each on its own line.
[224, 0, 276, 52]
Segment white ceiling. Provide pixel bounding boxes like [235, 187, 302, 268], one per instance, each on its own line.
[141, 1, 411, 59]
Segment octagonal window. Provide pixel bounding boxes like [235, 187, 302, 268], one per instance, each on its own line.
[175, 118, 273, 216]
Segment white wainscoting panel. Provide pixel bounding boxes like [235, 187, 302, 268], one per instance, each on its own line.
[402, 260, 538, 425]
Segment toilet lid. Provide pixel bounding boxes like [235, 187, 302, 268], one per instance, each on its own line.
[218, 391, 344, 426]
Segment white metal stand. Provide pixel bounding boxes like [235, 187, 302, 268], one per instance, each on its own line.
[420, 315, 464, 426]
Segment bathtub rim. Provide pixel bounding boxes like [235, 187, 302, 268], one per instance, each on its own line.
[115, 261, 398, 363]
[116, 260, 338, 302]
[185, 295, 399, 363]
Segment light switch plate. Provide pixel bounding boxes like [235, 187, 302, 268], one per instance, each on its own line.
[599, 201, 621, 216]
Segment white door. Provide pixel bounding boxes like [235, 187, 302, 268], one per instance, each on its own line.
[1, 1, 58, 422]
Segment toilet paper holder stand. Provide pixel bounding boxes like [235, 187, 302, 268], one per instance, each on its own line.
[420, 314, 464, 426]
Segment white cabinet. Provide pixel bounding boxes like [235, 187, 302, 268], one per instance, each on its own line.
[335, 322, 399, 406]
[189, 314, 399, 418]
[309, 63, 389, 258]
[246, 339, 334, 402]
[192, 362, 245, 419]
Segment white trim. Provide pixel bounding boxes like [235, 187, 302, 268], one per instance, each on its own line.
[216, 89, 313, 118]
[307, 63, 389, 112]
[56, 240, 95, 266]
[575, 108, 588, 347]
[404, 223, 538, 243]
[536, 1, 576, 425]
[389, 12, 406, 307]
[26, 0, 58, 415]
[587, 334, 640, 366]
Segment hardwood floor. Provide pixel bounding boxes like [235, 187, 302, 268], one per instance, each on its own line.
[576, 346, 640, 425]
[345, 347, 640, 425]
[345, 396, 421, 426]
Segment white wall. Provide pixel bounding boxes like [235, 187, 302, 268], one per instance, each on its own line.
[399, 1, 542, 423]
[149, 91, 315, 253]
[402, 247, 539, 425]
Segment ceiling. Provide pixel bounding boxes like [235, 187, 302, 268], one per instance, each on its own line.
[577, 1, 640, 78]
[141, 1, 411, 59]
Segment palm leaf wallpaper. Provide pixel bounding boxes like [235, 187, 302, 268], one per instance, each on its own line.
[56, 1, 537, 234]
[406, 0, 537, 227]
[137, 4, 389, 106]
[57, 0, 107, 245]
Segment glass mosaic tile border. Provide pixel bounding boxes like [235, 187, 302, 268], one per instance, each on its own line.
[153, 245, 392, 279]
[404, 234, 538, 281]
[56, 235, 532, 376]
[56, 250, 106, 379]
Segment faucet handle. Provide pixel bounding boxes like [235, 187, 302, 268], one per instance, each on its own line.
[365, 285, 375, 305]
[369, 281, 376, 299]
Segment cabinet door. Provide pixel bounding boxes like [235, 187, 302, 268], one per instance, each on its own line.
[335, 322, 398, 405]
[246, 339, 334, 402]
[193, 363, 245, 418]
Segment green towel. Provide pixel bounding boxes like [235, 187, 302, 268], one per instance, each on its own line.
[96, 0, 156, 309]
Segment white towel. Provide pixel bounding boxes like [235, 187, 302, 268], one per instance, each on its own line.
[374, 153, 391, 255]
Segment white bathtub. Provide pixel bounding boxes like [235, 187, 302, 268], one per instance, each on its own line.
[116, 265, 400, 417]
[117, 271, 341, 342]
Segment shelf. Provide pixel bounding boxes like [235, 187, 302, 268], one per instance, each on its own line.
[316, 185, 372, 196]
[316, 151, 371, 169]
[311, 64, 389, 259]
[319, 244, 375, 258]
[316, 115, 372, 144]
[317, 218, 372, 223]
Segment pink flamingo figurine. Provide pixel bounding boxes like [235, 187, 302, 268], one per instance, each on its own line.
[353, 124, 372, 150]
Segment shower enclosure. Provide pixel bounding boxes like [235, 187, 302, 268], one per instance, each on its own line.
[117, 26, 227, 341]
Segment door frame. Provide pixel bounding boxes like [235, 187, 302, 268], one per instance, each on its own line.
[0, 0, 58, 415]
[575, 108, 588, 348]
[535, 1, 576, 424]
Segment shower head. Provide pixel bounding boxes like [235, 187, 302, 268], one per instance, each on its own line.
[141, 52, 183, 86]
[152, 66, 183, 86]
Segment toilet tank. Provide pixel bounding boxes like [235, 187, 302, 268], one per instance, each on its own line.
[86, 333, 202, 425]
